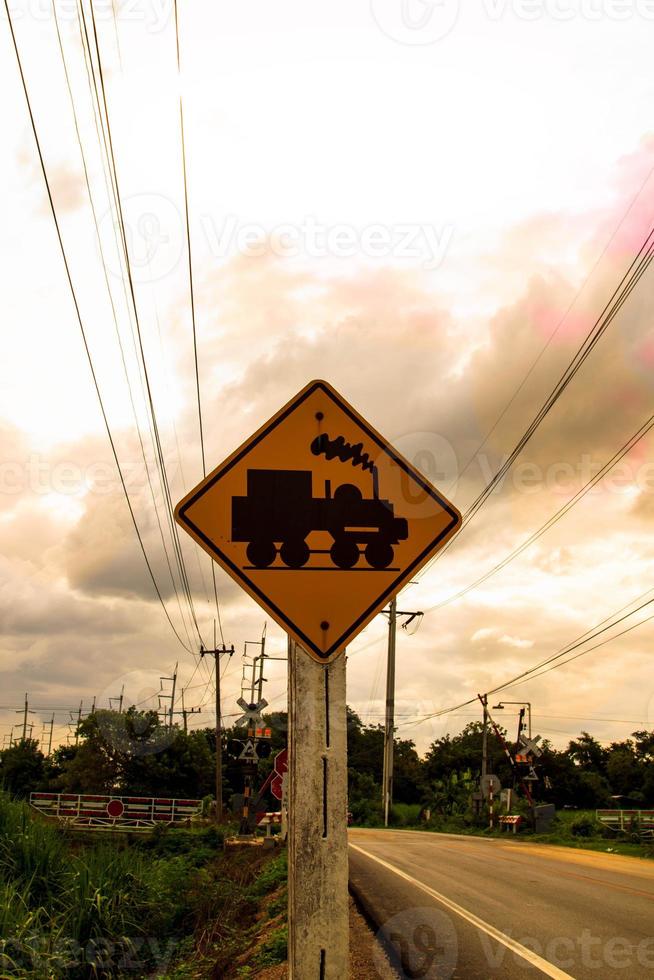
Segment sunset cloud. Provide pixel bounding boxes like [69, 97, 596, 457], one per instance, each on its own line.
[1, 8, 654, 752]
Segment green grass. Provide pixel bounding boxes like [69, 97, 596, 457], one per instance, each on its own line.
[0, 793, 284, 978]
[250, 926, 288, 970]
[0, 793, 290, 978]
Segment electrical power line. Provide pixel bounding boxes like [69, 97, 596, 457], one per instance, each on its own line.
[423, 409, 654, 614]
[74, 0, 219, 678]
[4, 0, 194, 654]
[73, 0, 202, 655]
[53, 0, 197, 653]
[453, 164, 654, 491]
[404, 586, 654, 727]
[418, 223, 654, 577]
[81, 0, 206, 650]
[172, 0, 225, 647]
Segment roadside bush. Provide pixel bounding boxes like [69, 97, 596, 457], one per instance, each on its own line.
[390, 803, 421, 827]
[569, 814, 603, 838]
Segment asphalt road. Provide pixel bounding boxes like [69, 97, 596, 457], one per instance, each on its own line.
[348, 828, 654, 979]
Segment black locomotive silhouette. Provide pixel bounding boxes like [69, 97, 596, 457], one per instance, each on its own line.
[232, 469, 408, 570]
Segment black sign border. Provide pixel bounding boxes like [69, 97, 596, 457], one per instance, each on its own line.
[178, 381, 460, 660]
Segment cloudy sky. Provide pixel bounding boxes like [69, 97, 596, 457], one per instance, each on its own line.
[1, 0, 653, 754]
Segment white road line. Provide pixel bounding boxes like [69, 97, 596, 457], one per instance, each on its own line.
[349, 842, 575, 980]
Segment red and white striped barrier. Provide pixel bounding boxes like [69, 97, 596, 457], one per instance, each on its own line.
[30, 792, 201, 831]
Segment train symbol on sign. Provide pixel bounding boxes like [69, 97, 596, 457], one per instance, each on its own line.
[232, 469, 408, 570]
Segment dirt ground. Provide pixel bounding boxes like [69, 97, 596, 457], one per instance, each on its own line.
[254, 896, 398, 979]
[348, 894, 398, 979]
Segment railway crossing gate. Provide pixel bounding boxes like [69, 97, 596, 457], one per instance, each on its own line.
[30, 793, 201, 831]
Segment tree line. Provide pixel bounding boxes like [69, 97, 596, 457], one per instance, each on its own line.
[1, 706, 653, 818]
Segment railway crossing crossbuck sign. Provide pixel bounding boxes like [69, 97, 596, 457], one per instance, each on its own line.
[175, 380, 461, 662]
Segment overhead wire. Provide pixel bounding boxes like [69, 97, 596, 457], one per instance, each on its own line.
[172, 0, 225, 646]
[75, 0, 221, 685]
[417, 223, 654, 578]
[349, 233, 654, 664]
[423, 409, 654, 614]
[453, 164, 654, 490]
[4, 0, 195, 654]
[349, 222, 654, 677]
[74, 0, 203, 653]
[149, 290, 212, 610]
[496, 606, 654, 693]
[403, 585, 654, 727]
[53, 0, 196, 653]
[79, 0, 207, 650]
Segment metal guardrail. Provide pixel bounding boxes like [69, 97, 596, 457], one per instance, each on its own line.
[596, 809, 654, 840]
[30, 792, 202, 832]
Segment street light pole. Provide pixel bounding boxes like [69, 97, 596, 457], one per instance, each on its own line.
[382, 597, 397, 827]
[381, 602, 423, 828]
[481, 694, 488, 779]
[492, 701, 532, 739]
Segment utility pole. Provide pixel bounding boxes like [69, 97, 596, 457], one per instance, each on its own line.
[201, 643, 234, 820]
[22, 693, 28, 742]
[47, 713, 54, 756]
[256, 623, 267, 702]
[16, 694, 35, 744]
[169, 667, 177, 729]
[159, 666, 178, 729]
[381, 601, 423, 827]
[382, 597, 397, 827]
[74, 701, 83, 746]
[243, 624, 267, 702]
[18, 693, 28, 742]
[174, 689, 201, 734]
[481, 694, 488, 779]
[288, 636, 348, 978]
[109, 685, 125, 713]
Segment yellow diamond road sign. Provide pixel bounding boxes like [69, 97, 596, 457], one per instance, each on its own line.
[175, 380, 461, 663]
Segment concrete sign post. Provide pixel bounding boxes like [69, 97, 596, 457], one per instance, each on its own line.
[288, 637, 348, 978]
